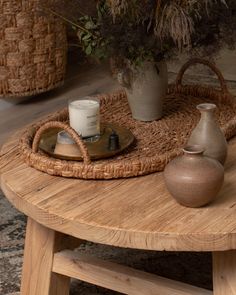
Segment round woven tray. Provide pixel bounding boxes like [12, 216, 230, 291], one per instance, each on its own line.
[19, 59, 236, 179]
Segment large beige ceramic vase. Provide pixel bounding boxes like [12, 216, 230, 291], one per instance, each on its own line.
[164, 145, 224, 208]
[187, 103, 228, 165]
[117, 61, 168, 121]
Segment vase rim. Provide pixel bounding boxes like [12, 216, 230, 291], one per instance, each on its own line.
[183, 145, 205, 155]
[197, 103, 217, 112]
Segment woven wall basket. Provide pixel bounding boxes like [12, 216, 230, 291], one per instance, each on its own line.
[0, 1, 67, 97]
[19, 59, 236, 179]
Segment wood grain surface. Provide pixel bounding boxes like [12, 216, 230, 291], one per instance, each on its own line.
[1, 130, 236, 252]
[20, 218, 70, 295]
[213, 251, 236, 295]
[52, 250, 212, 295]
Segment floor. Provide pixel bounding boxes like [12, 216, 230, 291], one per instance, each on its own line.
[0, 56, 236, 295]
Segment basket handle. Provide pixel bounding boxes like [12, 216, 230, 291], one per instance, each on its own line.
[175, 58, 228, 94]
[32, 121, 91, 165]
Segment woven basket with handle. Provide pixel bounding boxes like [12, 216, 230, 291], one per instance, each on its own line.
[0, 0, 67, 97]
[19, 59, 236, 179]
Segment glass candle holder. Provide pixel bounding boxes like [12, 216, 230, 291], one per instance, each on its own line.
[54, 131, 80, 157]
[68, 97, 100, 138]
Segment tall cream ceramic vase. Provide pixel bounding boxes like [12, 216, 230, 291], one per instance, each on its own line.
[117, 61, 168, 121]
[187, 103, 228, 165]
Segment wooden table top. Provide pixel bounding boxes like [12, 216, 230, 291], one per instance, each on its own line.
[1, 130, 236, 252]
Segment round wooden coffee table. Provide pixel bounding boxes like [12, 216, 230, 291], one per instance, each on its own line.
[1, 130, 236, 295]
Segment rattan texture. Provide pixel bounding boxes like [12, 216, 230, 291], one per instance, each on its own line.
[0, 0, 67, 97]
[19, 59, 236, 179]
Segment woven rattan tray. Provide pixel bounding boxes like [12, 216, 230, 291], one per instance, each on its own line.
[19, 59, 236, 179]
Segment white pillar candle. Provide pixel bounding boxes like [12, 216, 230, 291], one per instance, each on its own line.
[69, 97, 100, 138]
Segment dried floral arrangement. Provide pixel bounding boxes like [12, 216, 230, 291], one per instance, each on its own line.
[42, 0, 236, 66]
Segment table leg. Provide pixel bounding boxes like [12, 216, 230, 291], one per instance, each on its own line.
[213, 250, 236, 295]
[20, 217, 79, 295]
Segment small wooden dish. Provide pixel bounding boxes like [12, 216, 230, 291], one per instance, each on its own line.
[39, 123, 135, 161]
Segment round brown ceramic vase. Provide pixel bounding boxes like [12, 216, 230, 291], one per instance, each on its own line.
[187, 103, 228, 165]
[164, 145, 224, 208]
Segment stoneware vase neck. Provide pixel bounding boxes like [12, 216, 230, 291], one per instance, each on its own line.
[187, 103, 228, 165]
[198, 103, 216, 120]
[183, 145, 204, 159]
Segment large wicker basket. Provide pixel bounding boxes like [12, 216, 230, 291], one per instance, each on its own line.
[0, 0, 67, 97]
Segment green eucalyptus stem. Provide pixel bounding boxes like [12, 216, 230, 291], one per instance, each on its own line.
[42, 6, 91, 35]
[68, 43, 83, 48]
